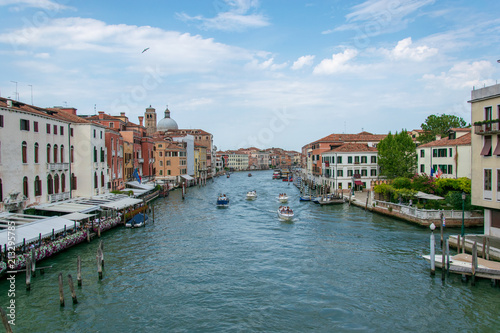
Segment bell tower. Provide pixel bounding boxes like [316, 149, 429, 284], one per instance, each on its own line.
[144, 105, 157, 135]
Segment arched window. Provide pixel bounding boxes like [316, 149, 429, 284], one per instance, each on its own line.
[47, 175, 53, 195]
[54, 174, 59, 194]
[94, 172, 98, 188]
[23, 176, 28, 198]
[22, 141, 27, 163]
[100, 148, 105, 162]
[72, 173, 77, 190]
[34, 176, 41, 196]
[101, 171, 104, 187]
[47, 144, 51, 163]
[70, 146, 74, 163]
[53, 144, 58, 163]
[34, 143, 39, 163]
[94, 147, 97, 163]
[60, 145, 64, 163]
[61, 173, 66, 193]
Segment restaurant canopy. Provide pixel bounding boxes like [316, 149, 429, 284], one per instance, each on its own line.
[181, 175, 194, 181]
[0, 216, 80, 248]
[100, 197, 143, 210]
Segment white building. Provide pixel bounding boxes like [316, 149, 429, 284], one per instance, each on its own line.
[321, 143, 379, 192]
[417, 128, 471, 179]
[173, 134, 195, 177]
[0, 98, 72, 212]
[228, 153, 249, 171]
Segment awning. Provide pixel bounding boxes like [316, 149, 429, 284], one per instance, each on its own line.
[35, 202, 99, 214]
[181, 175, 194, 181]
[61, 212, 94, 221]
[416, 191, 444, 200]
[0, 216, 80, 248]
[480, 137, 492, 155]
[354, 180, 363, 185]
[100, 197, 143, 210]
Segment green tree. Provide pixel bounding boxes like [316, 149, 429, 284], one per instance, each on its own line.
[377, 130, 417, 179]
[419, 114, 469, 144]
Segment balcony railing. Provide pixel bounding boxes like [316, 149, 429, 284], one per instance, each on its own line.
[47, 163, 69, 171]
[48, 192, 70, 202]
[474, 121, 500, 135]
[137, 158, 144, 163]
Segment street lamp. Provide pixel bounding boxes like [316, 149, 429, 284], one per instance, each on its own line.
[461, 192, 466, 237]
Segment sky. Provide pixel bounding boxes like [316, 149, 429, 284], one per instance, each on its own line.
[0, 0, 499, 151]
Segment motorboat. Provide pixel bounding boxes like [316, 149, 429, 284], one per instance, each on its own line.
[226, 173, 230, 178]
[277, 194, 288, 203]
[317, 194, 345, 205]
[125, 213, 148, 228]
[272, 171, 281, 179]
[299, 195, 313, 201]
[246, 190, 257, 200]
[216, 194, 230, 207]
[248, 173, 252, 177]
[277, 206, 294, 221]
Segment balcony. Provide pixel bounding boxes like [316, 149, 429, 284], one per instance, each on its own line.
[47, 163, 69, 171]
[48, 192, 70, 202]
[474, 120, 500, 135]
[137, 158, 144, 163]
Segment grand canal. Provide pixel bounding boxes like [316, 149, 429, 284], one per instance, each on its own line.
[1, 170, 499, 332]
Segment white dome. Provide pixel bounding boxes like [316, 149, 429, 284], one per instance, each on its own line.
[157, 107, 178, 131]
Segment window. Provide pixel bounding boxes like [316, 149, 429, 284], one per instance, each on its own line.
[159, 161, 163, 166]
[337, 169, 343, 177]
[354, 156, 360, 164]
[101, 172, 104, 187]
[159, 170, 163, 175]
[47, 144, 51, 163]
[370, 169, 377, 176]
[100, 148, 105, 162]
[53, 125, 57, 135]
[94, 172, 98, 188]
[53, 144, 58, 163]
[433, 149, 447, 157]
[100, 131, 103, 139]
[166, 160, 171, 166]
[72, 173, 77, 190]
[94, 147, 97, 163]
[60, 126, 64, 135]
[46, 123, 51, 133]
[361, 156, 367, 164]
[23, 176, 28, 198]
[20, 119, 29, 131]
[347, 170, 353, 177]
[34, 143, 39, 163]
[338, 183, 342, 189]
[348, 156, 353, 164]
[167, 170, 171, 175]
[371, 156, 377, 163]
[0, 179, 2, 202]
[22, 141, 27, 163]
[420, 150, 425, 157]
[494, 135, 500, 156]
[70, 146, 74, 163]
[448, 165, 453, 175]
[498, 170, 500, 192]
[70, 128, 73, 137]
[54, 174, 59, 194]
[485, 169, 492, 191]
[34, 121, 38, 132]
[481, 136, 492, 156]
[0, 115, 3, 127]
[61, 174, 66, 193]
[159, 152, 162, 157]
[93, 129, 96, 138]
[337, 156, 342, 164]
[60, 145, 64, 163]
[420, 164, 425, 173]
[449, 148, 453, 157]
[110, 122, 114, 128]
[34, 176, 41, 196]
[361, 169, 367, 176]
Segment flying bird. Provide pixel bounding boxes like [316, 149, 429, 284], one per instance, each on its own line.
[142, 47, 150, 53]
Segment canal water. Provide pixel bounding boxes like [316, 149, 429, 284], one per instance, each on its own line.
[1, 170, 499, 332]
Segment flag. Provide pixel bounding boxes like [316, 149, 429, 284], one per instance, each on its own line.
[430, 167, 435, 177]
[436, 166, 443, 178]
[133, 168, 142, 183]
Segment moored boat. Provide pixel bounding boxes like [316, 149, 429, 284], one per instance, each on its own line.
[318, 194, 345, 205]
[246, 190, 257, 200]
[299, 195, 313, 201]
[277, 206, 294, 221]
[216, 194, 230, 207]
[125, 213, 148, 228]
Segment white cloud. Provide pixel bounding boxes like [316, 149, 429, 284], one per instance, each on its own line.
[177, 0, 269, 31]
[0, 0, 72, 11]
[292, 55, 315, 70]
[313, 49, 359, 75]
[422, 60, 496, 90]
[385, 37, 438, 61]
[246, 57, 288, 71]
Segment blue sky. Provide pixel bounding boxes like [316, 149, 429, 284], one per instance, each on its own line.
[1, 0, 499, 151]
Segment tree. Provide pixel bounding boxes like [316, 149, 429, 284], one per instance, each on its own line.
[419, 114, 469, 144]
[377, 130, 417, 179]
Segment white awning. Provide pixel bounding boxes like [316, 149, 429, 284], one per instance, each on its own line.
[416, 191, 444, 200]
[61, 212, 94, 221]
[35, 202, 99, 213]
[125, 181, 155, 191]
[181, 175, 194, 181]
[0, 216, 80, 248]
[100, 197, 143, 210]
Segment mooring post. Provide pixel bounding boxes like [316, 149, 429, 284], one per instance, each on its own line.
[365, 191, 369, 211]
[67, 274, 78, 304]
[77, 256, 82, 286]
[457, 234, 461, 253]
[58, 273, 65, 307]
[99, 241, 104, 268]
[152, 204, 155, 223]
[0, 307, 13, 333]
[97, 248, 103, 280]
[430, 223, 436, 276]
[31, 248, 36, 277]
[471, 241, 477, 286]
[441, 238, 446, 281]
[446, 239, 450, 277]
[440, 212, 444, 248]
[26, 257, 31, 291]
[487, 238, 490, 261]
[482, 236, 486, 259]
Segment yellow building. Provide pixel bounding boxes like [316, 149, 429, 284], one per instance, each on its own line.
[154, 139, 187, 184]
[194, 144, 207, 180]
[469, 83, 500, 236]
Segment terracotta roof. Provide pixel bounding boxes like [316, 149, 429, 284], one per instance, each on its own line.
[449, 127, 471, 133]
[326, 143, 378, 153]
[418, 132, 471, 148]
[312, 132, 386, 145]
[86, 113, 125, 122]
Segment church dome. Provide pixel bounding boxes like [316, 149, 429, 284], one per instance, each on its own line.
[157, 107, 178, 131]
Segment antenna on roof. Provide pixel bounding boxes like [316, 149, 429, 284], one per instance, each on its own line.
[94, 104, 96, 115]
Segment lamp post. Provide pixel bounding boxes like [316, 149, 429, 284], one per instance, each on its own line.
[461, 192, 466, 237]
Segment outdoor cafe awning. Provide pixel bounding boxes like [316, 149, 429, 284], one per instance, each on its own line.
[181, 175, 194, 181]
[100, 197, 143, 210]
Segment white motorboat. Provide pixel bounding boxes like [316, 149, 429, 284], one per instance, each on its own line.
[277, 194, 288, 203]
[277, 207, 294, 221]
[246, 190, 257, 200]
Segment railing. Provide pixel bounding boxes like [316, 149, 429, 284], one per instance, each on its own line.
[137, 158, 144, 163]
[48, 192, 70, 202]
[375, 200, 481, 220]
[47, 163, 69, 171]
[474, 121, 500, 135]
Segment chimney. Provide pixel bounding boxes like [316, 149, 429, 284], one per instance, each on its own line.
[59, 107, 77, 115]
[435, 134, 441, 141]
[120, 112, 125, 117]
[6, 99, 12, 107]
[139, 116, 144, 126]
[98, 111, 104, 115]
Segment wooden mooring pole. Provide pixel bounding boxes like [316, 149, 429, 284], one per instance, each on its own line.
[97, 247, 103, 280]
[77, 256, 82, 286]
[471, 241, 478, 286]
[457, 234, 461, 253]
[67, 274, 78, 304]
[25, 257, 31, 291]
[0, 307, 13, 333]
[31, 248, 36, 277]
[441, 238, 446, 281]
[58, 273, 65, 307]
[430, 225, 436, 276]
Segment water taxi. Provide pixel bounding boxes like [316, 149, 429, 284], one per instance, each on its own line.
[246, 190, 257, 200]
[277, 206, 294, 221]
[277, 193, 288, 203]
[216, 194, 230, 207]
